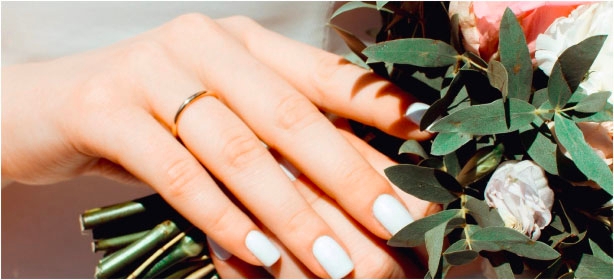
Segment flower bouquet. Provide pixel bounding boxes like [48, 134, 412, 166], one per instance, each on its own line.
[330, 1, 612, 278]
[81, 1, 613, 278]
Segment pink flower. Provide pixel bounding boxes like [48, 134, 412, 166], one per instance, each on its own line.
[449, 1, 584, 62]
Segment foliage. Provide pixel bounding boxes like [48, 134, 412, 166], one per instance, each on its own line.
[332, 2, 612, 278]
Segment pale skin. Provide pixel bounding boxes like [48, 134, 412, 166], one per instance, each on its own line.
[2, 14, 435, 278]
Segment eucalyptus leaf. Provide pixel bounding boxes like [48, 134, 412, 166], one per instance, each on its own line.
[575, 254, 613, 279]
[570, 99, 613, 122]
[548, 61, 572, 109]
[388, 209, 462, 247]
[470, 227, 560, 260]
[428, 99, 536, 135]
[532, 88, 549, 107]
[431, 132, 472, 156]
[330, 1, 392, 19]
[385, 164, 461, 203]
[499, 8, 532, 101]
[443, 152, 462, 178]
[376, 1, 388, 10]
[425, 221, 447, 277]
[536, 257, 563, 279]
[443, 239, 479, 266]
[574, 91, 612, 113]
[363, 38, 460, 67]
[328, 24, 368, 62]
[554, 113, 613, 195]
[558, 35, 608, 93]
[464, 195, 504, 227]
[589, 239, 613, 263]
[456, 144, 504, 187]
[519, 120, 559, 175]
[487, 60, 508, 101]
[399, 139, 429, 159]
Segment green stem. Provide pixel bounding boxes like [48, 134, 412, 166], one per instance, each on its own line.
[95, 220, 181, 278]
[93, 230, 149, 252]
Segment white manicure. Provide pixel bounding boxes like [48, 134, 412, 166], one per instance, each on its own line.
[207, 236, 232, 261]
[245, 230, 281, 267]
[405, 102, 430, 125]
[312, 236, 354, 279]
[373, 194, 414, 235]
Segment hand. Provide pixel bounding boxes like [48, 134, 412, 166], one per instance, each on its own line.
[212, 119, 440, 278]
[2, 14, 430, 278]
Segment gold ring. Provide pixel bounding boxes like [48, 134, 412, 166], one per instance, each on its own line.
[171, 90, 217, 138]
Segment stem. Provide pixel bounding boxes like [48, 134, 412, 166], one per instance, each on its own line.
[95, 220, 181, 278]
[185, 263, 216, 279]
[460, 194, 472, 250]
[93, 230, 149, 252]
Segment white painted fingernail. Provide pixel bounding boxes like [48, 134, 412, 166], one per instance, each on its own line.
[312, 236, 354, 279]
[278, 157, 301, 181]
[245, 230, 281, 267]
[405, 102, 430, 125]
[207, 236, 232, 261]
[373, 194, 414, 235]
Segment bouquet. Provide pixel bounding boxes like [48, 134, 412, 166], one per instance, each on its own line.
[330, 1, 612, 278]
[81, 1, 613, 278]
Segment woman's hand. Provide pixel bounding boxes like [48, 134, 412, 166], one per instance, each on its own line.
[212, 119, 439, 278]
[2, 14, 430, 278]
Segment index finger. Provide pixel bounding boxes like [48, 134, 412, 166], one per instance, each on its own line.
[216, 16, 431, 141]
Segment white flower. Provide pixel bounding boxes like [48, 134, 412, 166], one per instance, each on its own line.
[535, 2, 613, 101]
[484, 160, 554, 240]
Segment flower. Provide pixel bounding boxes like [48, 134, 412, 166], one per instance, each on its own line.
[449, 1, 584, 62]
[535, 2, 613, 100]
[484, 160, 554, 240]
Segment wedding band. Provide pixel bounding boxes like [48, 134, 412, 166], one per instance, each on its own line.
[172, 90, 217, 138]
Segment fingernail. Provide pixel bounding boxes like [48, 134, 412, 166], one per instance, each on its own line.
[278, 157, 301, 181]
[245, 230, 281, 267]
[312, 236, 354, 279]
[207, 236, 232, 261]
[373, 194, 414, 235]
[405, 102, 430, 125]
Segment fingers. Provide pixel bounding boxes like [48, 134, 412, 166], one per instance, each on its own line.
[216, 16, 432, 141]
[86, 107, 273, 267]
[175, 94, 354, 278]
[162, 16, 415, 242]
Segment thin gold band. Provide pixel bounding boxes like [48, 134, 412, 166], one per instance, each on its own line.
[171, 90, 217, 138]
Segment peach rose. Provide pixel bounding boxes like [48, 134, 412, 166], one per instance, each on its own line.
[449, 1, 585, 62]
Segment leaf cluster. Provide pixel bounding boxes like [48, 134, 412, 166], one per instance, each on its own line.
[332, 3, 612, 278]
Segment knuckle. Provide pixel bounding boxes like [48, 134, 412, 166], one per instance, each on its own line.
[164, 13, 222, 39]
[283, 205, 317, 236]
[116, 40, 172, 72]
[224, 15, 258, 27]
[162, 156, 202, 200]
[273, 94, 322, 133]
[311, 54, 352, 104]
[220, 130, 267, 171]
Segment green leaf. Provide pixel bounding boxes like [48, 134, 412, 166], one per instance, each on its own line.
[330, 2, 392, 19]
[532, 88, 549, 107]
[487, 60, 508, 101]
[328, 24, 367, 62]
[431, 132, 472, 156]
[456, 144, 504, 187]
[536, 258, 564, 279]
[575, 254, 613, 279]
[385, 164, 461, 203]
[363, 38, 460, 67]
[499, 8, 532, 101]
[589, 239, 613, 263]
[399, 139, 429, 159]
[443, 152, 462, 178]
[376, 1, 388, 10]
[558, 35, 608, 93]
[425, 221, 447, 277]
[429, 98, 536, 135]
[470, 227, 561, 260]
[520, 120, 559, 175]
[388, 209, 462, 247]
[464, 196, 504, 227]
[574, 91, 612, 113]
[548, 61, 572, 109]
[443, 239, 479, 266]
[554, 113, 613, 194]
[570, 99, 613, 122]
